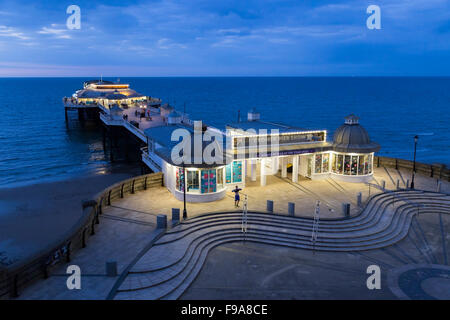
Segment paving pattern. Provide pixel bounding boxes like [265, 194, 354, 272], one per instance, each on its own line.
[113, 189, 450, 300]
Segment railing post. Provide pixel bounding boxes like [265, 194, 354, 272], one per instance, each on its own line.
[82, 229, 87, 248]
[144, 176, 148, 190]
[91, 219, 95, 235]
[66, 242, 72, 263]
[108, 190, 112, 205]
[120, 184, 124, 198]
[10, 274, 19, 298]
[42, 262, 49, 279]
[131, 179, 135, 194]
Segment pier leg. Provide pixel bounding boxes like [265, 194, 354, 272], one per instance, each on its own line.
[109, 133, 114, 162]
[102, 127, 106, 151]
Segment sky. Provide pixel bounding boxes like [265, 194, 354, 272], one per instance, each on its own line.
[0, 0, 450, 76]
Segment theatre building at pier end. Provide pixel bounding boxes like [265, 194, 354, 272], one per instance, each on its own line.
[140, 110, 380, 203]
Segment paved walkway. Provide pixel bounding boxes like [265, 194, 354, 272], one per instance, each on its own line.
[16, 167, 449, 299]
[17, 211, 160, 299]
[112, 190, 450, 300]
[104, 167, 449, 222]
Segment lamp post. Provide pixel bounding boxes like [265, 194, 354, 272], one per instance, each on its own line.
[182, 162, 187, 219]
[410, 135, 419, 189]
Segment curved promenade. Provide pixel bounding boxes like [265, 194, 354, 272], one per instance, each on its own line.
[113, 189, 450, 300]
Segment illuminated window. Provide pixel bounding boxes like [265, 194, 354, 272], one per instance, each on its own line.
[351, 156, 358, 175]
[217, 167, 224, 189]
[187, 170, 199, 191]
[201, 169, 216, 194]
[322, 153, 329, 173]
[331, 153, 336, 172]
[344, 155, 351, 175]
[368, 154, 373, 174]
[315, 154, 322, 174]
[358, 155, 365, 175]
[337, 154, 343, 174]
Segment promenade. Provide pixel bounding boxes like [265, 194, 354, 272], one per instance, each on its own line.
[16, 167, 449, 300]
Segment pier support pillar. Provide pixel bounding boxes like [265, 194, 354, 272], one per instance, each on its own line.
[292, 155, 299, 183]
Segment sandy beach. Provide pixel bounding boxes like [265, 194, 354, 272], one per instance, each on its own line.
[0, 169, 140, 267]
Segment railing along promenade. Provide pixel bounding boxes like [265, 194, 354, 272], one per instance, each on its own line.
[0, 172, 163, 299]
[374, 156, 449, 182]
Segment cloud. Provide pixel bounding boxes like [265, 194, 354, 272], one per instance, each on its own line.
[157, 38, 187, 49]
[38, 24, 71, 39]
[0, 25, 30, 40]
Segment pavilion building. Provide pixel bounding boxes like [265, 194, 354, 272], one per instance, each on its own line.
[141, 109, 380, 202]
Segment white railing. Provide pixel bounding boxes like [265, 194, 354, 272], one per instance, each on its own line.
[123, 120, 147, 142]
[141, 148, 162, 172]
[99, 113, 123, 126]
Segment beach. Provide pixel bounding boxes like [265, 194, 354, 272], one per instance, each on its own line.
[0, 169, 140, 267]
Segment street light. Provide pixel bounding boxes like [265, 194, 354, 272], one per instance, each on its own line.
[410, 135, 419, 189]
[182, 161, 187, 219]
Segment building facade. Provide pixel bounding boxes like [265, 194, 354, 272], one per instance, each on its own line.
[141, 109, 380, 202]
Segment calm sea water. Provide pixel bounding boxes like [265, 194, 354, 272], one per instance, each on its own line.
[0, 77, 448, 188]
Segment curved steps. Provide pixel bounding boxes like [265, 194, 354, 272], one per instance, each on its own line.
[114, 190, 450, 300]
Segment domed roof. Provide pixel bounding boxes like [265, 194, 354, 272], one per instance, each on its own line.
[332, 114, 380, 153]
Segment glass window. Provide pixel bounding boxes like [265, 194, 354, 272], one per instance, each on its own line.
[217, 167, 224, 188]
[351, 156, 358, 175]
[225, 163, 232, 184]
[337, 154, 343, 174]
[331, 153, 336, 172]
[315, 154, 322, 174]
[363, 155, 369, 174]
[233, 161, 242, 182]
[322, 153, 329, 173]
[187, 170, 199, 192]
[344, 155, 351, 175]
[201, 169, 216, 193]
[358, 156, 365, 175]
[176, 167, 185, 191]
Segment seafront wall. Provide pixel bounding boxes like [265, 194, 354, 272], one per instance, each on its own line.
[0, 172, 163, 300]
[374, 156, 449, 181]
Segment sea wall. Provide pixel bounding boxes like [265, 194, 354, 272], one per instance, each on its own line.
[374, 156, 449, 181]
[0, 172, 163, 299]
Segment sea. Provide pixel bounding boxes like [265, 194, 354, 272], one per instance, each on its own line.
[0, 77, 448, 188]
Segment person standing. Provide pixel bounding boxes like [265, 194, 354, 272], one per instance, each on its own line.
[232, 186, 242, 207]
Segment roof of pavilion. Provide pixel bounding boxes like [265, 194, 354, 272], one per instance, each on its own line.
[144, 124, 230, 168]
[226, 120, 314, 134]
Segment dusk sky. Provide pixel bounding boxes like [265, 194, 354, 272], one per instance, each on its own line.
[0, 0, 450, 76]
